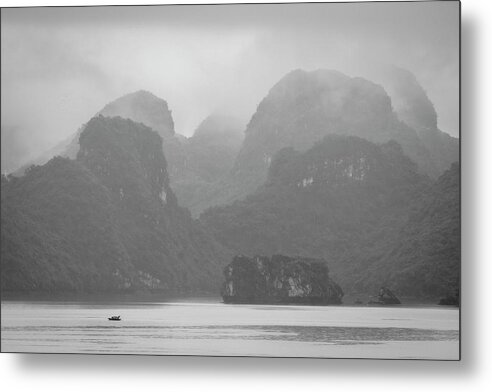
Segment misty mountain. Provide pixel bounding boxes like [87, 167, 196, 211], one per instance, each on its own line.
[194, 113, 242, 138]
[13, 91, 185, 178]
[1, 125, 27, 174]
[11, 69, 457, 219]
[380, 67, 459, 174]
[171, 115, 244, 215]
[201, 135, 459, 299]
[2, 70, 458, 299]
[13, 92, 244, 215]
[14, 127, 84, 176]
[1, 115, 230, 294]
[12, 90, 180, 176]
[98, 90, 175, 138]
[97, 97, 245, 213]
[97, 90, 189, 183]
[98, 98, 245, 213]
[191, 69, 445, 215]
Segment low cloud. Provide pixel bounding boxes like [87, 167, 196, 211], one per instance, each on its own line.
[1, 2, 459, 172]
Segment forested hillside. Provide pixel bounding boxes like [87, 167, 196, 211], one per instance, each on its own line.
[1, 116, 230, 294]
[202, 135, 459, 299]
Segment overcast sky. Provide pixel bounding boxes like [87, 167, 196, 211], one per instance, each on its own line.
[1, 2, 459, 172]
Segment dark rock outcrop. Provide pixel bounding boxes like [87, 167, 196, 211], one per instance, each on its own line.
[368, 287, 401, 305]
[221, 255, 343, 305]
[438, 289, 459, 306]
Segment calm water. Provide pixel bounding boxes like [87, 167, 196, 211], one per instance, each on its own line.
[1, 300, 459, 359]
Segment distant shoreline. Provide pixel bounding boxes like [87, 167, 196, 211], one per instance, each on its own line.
[0, 291, 222, 303]
[0, 292, 456, 308]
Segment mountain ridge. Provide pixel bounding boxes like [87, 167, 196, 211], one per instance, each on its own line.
[191, 68, 451, 215]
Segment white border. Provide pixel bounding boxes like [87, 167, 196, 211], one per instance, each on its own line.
[2, 0, 491, 390]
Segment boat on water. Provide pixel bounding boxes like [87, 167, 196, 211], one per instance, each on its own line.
[108, 315, 121, 321]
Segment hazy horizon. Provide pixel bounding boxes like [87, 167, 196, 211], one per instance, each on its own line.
[1, 2, 459, 173]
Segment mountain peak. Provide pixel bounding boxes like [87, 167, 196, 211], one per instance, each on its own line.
[379, 66, 438, 133]
[262, 69, 352, 107]
[233, 67, 428, 183]
[78, 115, 174, 205]
[192, 114, 244, 147]
[279, 68, 350, 85]
[98, 90, 175, 137]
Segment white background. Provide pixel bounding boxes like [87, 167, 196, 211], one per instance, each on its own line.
[1, 0, 490, 390]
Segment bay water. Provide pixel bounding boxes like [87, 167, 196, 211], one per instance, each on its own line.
[1, 300, 459, 359]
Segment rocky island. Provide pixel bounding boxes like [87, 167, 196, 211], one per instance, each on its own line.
[368, 287, 401, 305]
[221, 255, 344, 305]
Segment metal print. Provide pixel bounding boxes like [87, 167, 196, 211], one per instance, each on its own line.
[0, 1, 460, 359]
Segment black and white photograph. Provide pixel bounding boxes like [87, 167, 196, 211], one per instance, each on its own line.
[1, 1, 460, 360]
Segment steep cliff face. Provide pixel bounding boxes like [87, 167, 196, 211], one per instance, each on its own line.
[222, 255, 343, 305]
[1, 116, 230, 294]
[96, 91, 188, 183]
[78, 115, 175, 206]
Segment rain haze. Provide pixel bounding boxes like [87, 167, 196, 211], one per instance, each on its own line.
[1, 2, 459, 173]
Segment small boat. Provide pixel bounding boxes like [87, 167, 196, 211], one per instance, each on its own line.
[108, 315, 121, 321]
